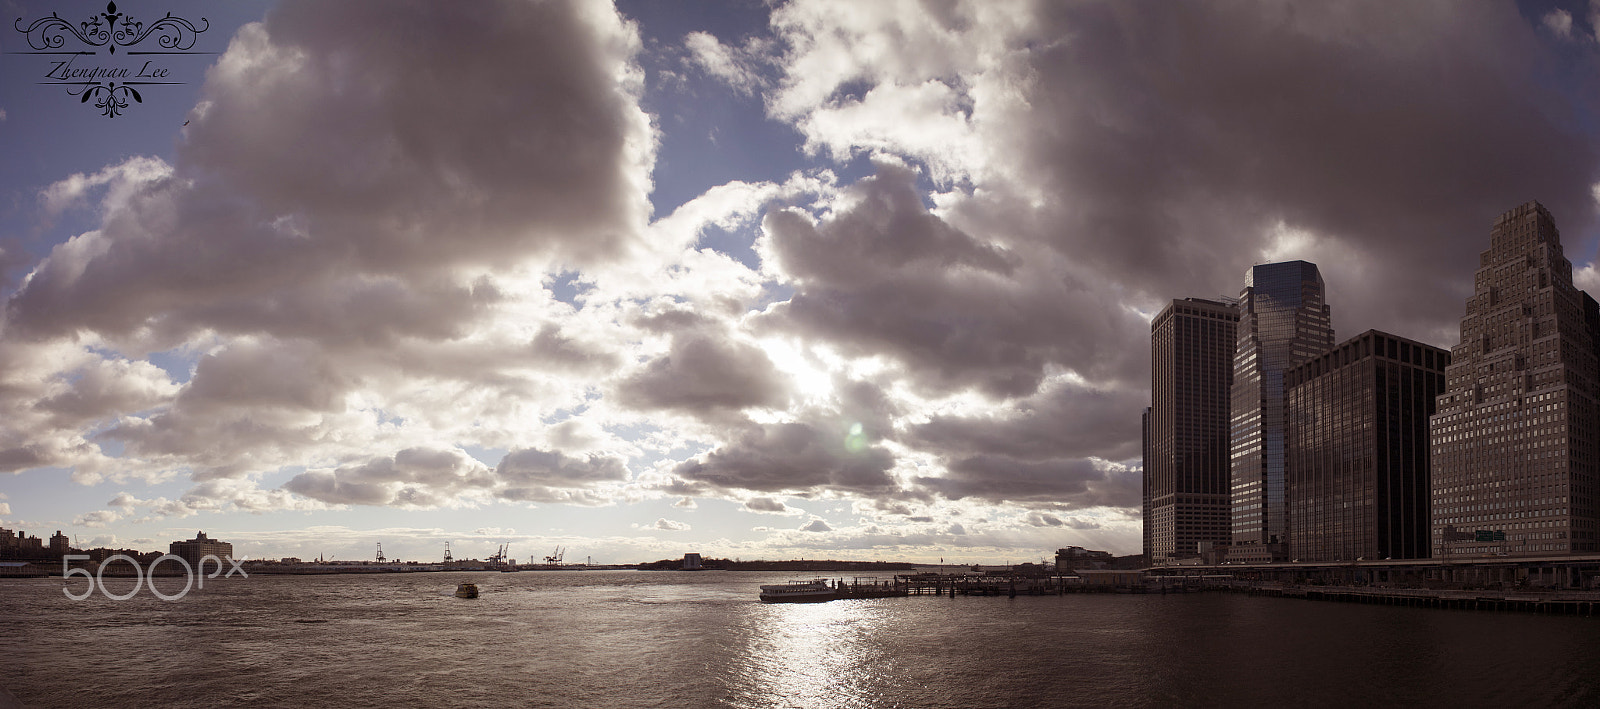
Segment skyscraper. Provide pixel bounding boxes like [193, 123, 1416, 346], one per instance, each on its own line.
[1230, 261, 1334, 561]
[1286, 330, 1448, 562]
[1431, 201, 1600, 557]
[1146, 298, 1238, 563]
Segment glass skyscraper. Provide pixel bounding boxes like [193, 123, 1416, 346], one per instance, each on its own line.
[1285, 330, 1448, 562]
[1230, 261, 1334, 555]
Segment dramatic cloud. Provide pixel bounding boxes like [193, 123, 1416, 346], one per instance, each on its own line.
[10, 0, 1600, 561]
[758, 161, 1148, 396]
[757, 0, 1600, 356]
[7, 1, 653, 346]
[495, 448, 631, 505]
[908, 380, 1146, 463]
[616, 329, 791, 415]
[919, 456, 1139, 511]
[283, 448, 496, 508]
[673, 420, 897, 495]
[0, 0, 658, 499]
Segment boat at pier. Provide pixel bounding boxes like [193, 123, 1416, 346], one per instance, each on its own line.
[759, 579, 836, 603]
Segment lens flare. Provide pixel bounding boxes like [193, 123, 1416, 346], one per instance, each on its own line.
[844, 422, 867, 453]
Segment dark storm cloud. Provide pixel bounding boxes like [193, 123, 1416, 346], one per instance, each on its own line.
[655, 372, 908, 498]
[0, 446, 47, 473]
[759, 162, 1150, 396]
[3, 0, 652, 348]
[0, 0, 656, 495]
[1024, 512, 1100, 530]
[672, 420, 898, 494]
[908, 381, 1146, 463]
[917, 455, 1138, 510]
[1008, 1, 1600, 344]
[616, 330, 791, 414]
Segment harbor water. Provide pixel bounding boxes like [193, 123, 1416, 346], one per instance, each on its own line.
[2, 570, 1597, 707]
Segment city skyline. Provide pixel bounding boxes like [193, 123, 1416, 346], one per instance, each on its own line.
[9, 1, 1600, 563]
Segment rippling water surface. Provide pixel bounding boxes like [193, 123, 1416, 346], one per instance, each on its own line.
[3, 571, 1598, 707]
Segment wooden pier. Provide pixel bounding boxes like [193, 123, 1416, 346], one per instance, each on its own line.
[893, 573, 1108, 598]
[831, 577, 909, 599]
[1237, 582, 1599, 615]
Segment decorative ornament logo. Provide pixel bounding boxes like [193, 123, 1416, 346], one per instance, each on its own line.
[12, 2, 209, 117]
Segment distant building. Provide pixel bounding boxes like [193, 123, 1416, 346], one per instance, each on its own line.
[7, 531, 45, 559]
[49, 531, 71, 557]
[682, 552, 702, 570]
[1285, 330, 1448, 562]
[1055, 546, 1113, 572]
[1431, 201, 1600, 557]
[170, 531, 233, 567]
[1231, 261, 1335, 560]
[1146, 298, 1239, 563]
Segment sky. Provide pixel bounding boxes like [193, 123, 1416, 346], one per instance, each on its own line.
[3, 0, 1600, 565]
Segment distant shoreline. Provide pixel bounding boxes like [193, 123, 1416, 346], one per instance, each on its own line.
[1, 561, 927, 577]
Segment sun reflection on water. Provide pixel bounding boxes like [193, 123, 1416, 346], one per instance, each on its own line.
[725, 598, 894, 709]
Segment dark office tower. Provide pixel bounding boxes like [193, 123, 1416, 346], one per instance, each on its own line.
[1230, 261, 1334, 559]
[1142, 406, 1153, 562]
[1146, 298, 1239, 563]
[1431, 201, 1600, 557]
[1286, 331, 1448, 562]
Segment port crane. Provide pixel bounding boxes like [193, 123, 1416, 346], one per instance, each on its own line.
[375, 543, 386, 562]
[487, 543, 509, 564]
[443, 541, 453, 563]
[544, 546, 565, 564]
